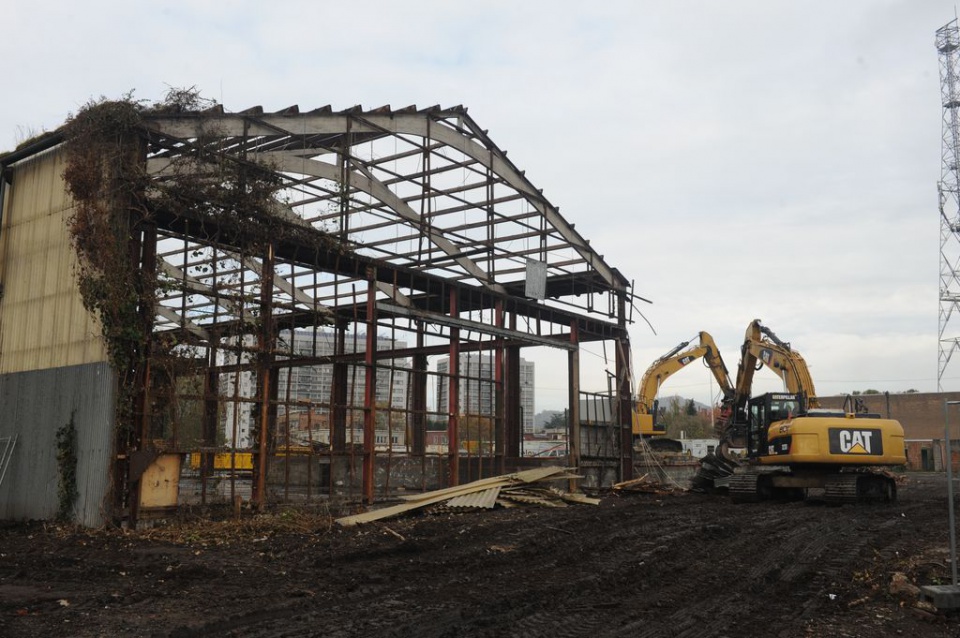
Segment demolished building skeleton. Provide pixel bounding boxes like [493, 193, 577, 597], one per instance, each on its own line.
[0, 101, 640, 526]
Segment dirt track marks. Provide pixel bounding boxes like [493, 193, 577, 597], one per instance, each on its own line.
[2, 478, 956, 638]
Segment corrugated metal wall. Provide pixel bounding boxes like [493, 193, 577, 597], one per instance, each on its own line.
[0, 362, 115, 526]
[0, 147, 116, 526]
[0, 147, 107, 374]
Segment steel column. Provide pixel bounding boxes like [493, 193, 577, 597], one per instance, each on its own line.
[447, 289, 460, 486]
[568, 320, 581, 474]
[331, 321, 348, 452]
[410, 323, 427, 456]
[200, 343, 220, 504]
[617, 294, 633, 481]
[362, 268, 378, 504]
[504, 312, 521, 459]
[254, 242, 275, 508]
[128, 220, 157, 526]
[494, 300, 505, 474]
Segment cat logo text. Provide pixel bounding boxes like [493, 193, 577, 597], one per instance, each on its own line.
[828, 428, 883, 456]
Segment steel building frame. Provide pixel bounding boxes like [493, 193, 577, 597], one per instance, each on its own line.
[4, 103, 640, 523]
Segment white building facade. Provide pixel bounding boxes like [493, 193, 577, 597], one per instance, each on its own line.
[436, 354, 535, 434]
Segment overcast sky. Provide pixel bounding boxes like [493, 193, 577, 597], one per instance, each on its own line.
[3, 1, 956, 411]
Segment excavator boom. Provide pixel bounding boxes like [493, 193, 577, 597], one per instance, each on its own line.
[633, 331, 734, 437]
[723, 319, 820, 446]
[735, 319, 819, 408]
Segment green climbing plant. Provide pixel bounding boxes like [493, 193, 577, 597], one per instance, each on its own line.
[55, 414, 78, 521]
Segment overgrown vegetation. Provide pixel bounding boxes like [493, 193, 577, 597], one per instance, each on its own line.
[62, 96, 151, 378]
[55, 414, 79, 521]
[58, 88, 308, 444]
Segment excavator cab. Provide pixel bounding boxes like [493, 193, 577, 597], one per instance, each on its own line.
[634, 399, 667, 436]
[744, 393, 804, 458]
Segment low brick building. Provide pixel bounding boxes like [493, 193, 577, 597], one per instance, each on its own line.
[819, 392, 960, 471]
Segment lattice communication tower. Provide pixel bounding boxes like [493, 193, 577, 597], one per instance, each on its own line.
[937, 19, 960, 391]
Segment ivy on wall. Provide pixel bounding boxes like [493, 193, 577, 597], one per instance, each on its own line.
[55, 413, 78, 521]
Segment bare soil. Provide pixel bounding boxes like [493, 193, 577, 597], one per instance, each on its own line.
[1, 474, 958, 637]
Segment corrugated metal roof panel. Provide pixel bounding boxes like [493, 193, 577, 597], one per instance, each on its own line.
[446, 486, 501, 509]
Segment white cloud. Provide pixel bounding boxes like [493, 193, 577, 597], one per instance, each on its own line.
[2, 0, 956, 410]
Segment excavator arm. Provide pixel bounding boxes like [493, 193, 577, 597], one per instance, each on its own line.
[633, 331, 734, 437]
[734, 319, 819, 413]
[720, 319, 819, 447]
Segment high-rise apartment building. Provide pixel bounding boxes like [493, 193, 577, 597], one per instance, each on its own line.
[220, 330, 409, 448]
[436, 354, 535, 433]
[276, 330, 409, 411]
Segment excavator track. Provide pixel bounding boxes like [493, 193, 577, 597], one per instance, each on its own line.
[728, 471, 762, 503]
[823, 475, 859, 504]
[823, 472, 897, 505]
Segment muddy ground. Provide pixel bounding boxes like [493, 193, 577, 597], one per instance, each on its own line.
[1, 474, 959, 638]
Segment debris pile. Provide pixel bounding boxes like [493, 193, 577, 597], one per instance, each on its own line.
[611, 473, 685, 496]
[336, 466, 598, 527]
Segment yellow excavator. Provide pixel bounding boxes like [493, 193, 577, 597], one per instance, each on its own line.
[717, 319, 819, 448]
[633, 332, 735, 450]
[700, 319, 905, 504]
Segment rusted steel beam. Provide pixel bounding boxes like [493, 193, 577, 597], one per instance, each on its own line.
[150, 206, 628, 337]
[254, 242, 276, 508]
[129, 221, 158, 526]
[568, 320, 581, 477]
[201, 344, 220, 504]
[494, 300, 505, 474]
[410, 323, 427, 456]
[362, 269, 378, 504]
[504, 312, 521, 459]
[331, 321, 348, 452]
[616, 293, 634, 482]
[447, 289, 460, 487]
[376, 302, 577, 351]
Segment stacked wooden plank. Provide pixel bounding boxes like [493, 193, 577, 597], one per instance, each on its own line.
[335, 466, 599, 527]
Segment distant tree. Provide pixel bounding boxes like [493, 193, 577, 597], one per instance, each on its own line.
[905, 388, 919, 393]
[658, 397, 713, 439]
[545, 411, 567, 430]
[426, 417, 448, 431]
[863, 389, 881, 395]
[685, 399, 697, 416]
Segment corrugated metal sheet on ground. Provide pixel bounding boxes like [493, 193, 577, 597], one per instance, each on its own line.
[499, 491, 567, 507]
[504, 466, 572, 484]
[336, 466, 591, 526]
[398, 475, 511, 502]
[446, 486, 501, 509]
